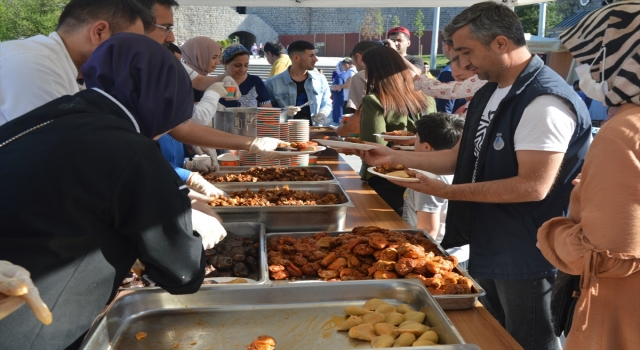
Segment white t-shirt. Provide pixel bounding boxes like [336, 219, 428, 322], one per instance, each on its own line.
[472, 86, 577, 181]
[342, 66, 357, 98]
[180, 62, 220, 126]
[181, 61, 200, 81]
[0, 32, 79, 126]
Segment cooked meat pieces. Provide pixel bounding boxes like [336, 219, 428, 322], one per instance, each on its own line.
[265, 226, 473, 295]
[382, 130, 415, 136]
[209, 187, 342, 207]
[204, 166, 329, 182]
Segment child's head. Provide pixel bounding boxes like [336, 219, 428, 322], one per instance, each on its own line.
[415, 112, 465, 152]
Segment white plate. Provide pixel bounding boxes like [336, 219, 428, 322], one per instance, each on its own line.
[267, 146, 326, 155]
[367, 167, 437, 182]
[374, 133, 417, 140]
[312, 139, 378, 151]
[393, 145, 415, 151]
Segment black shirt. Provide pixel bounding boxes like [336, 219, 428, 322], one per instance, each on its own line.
[0, 89, 206, 349]
[293, 77, 312, 122]
[405, 54, 425, 73]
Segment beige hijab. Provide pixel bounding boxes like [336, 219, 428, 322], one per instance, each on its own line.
[180, 36, 222, 76]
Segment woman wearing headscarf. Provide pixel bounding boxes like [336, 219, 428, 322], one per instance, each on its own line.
[219, 44, 272, 108]
[537, 2, 640, 349]
[0, 33, 216, 349]
[180, 36, 224, 105]
[359, 45, 436, 215]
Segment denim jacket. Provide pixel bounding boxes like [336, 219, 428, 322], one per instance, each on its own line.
[265, 68, 332, 118]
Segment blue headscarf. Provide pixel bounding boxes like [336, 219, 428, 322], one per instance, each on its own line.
[221, 44, 250, 64]
[82, 33, 194, 138]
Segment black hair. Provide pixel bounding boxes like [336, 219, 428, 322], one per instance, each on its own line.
[264, 41, 287, 56]
[287, 40, 315, 57]
[388, 32, 410, 41]
[164, 42, 181, 55]
[57, 0, 153, 33]
[351, 41, 378, 57]
[416, 112, 465, 151]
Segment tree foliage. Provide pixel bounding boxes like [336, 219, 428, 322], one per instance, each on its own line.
[414, 9, 425, 55]
[374, 9, 384, 40]
[0, 0, 69, 41]
[515, 2, 563, 36]
[361, 8, 385, 41]
[392, 15, 401, 28]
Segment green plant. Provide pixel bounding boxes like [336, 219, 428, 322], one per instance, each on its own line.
[414, 9, 425, 56]
[0, 0, 69, 41]
[392, 15, 400, 28]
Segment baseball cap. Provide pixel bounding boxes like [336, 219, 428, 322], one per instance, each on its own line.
[387, 26, 410, 38]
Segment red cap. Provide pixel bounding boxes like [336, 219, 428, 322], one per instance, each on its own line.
[387, 26, 410, 38]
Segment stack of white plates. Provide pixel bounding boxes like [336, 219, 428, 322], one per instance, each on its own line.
[238, 150, 256, 166]
[288, 119, 310, 166]
[255, 108, 284, 167]
[278, 122, 291, 166]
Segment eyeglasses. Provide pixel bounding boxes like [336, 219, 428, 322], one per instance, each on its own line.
[151, 23, 173, 35]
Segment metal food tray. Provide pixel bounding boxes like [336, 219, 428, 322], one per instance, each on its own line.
[80, 279, 480, 350]
[264, 230, 485, 310]
[206, 165, 338, 184]
[210, 183, 354, 233]
[120, 222, 267, 289]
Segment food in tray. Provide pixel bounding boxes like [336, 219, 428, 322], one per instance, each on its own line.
[373, 164, 417, 179]
[275, 141, 319, 152]
[338, 298, 440, 348]
[204, 167, 330, 182]
[266, 226, 473, 295]
[247, 335, 277, 350]
[121, 235, 260, 288]
[209, 186, 343, 206]
[135, 332, 147, 341]
[381, 130, 415, 136]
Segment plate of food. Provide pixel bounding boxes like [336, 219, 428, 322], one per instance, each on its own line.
[270, 141, 326, 154]
[374, 130, 417, 140]
[312, 138, 378, 151]
[393, 145, 415, 151]
[368, 164, 437, 182]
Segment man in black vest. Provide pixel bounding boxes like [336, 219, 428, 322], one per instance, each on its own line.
[355, 2, 591, 349]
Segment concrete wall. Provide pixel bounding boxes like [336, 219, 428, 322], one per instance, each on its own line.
[173, 6, 278, 45]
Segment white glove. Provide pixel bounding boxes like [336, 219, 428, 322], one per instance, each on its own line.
[191, 209, 227, 249]
[207, 82, 228, 97]
[249, 137, 298, 160]
[222, 76, 241, 100]
[312, 112, 331, 126]
[192, 148, 220, 173]
[286, 106, 301, 117]
[0, 261, 52, 325]
[187, 173, 227, 198]
[184, 156, 216, 173]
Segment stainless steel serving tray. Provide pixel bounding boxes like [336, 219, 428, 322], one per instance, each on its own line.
[80, 279, 480, 350]
[206, 165, 338, 184]
[120, 222, 267, 289]
[264, 230, 485, 310]
[210, 183, 354, 233]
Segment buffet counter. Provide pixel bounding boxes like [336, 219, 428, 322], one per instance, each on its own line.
[319, 157, 524, 350]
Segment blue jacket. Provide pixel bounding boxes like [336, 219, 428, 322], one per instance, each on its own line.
[441, 55, 592, 279]
[265, 68, 332, 117]
[157, 134, 191, 182]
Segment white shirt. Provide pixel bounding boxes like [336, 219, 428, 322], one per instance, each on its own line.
[472, 86, 577, 181]
[342, 66, 357, 98]
[0, 32, 79, 126]
[179, 61, 220, 127]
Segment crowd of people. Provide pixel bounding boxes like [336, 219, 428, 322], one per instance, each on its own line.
[0, 0, 638, 350]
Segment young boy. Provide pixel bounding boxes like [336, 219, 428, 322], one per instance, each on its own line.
[401, 112, 470, 269]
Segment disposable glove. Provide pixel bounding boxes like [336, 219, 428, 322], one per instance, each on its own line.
[206, 82, 227, 97]
[312, 112, 331, 126]
[286, 106, 301, 117]
[184, 156, 217, 173]
[191, 209, 227, 249]
[192, 148, 220, 173]
[187, 173, 227, 198]
[249, 137, 298, 160]
[0, 261, 52, 325]
[222, 76, 241, 100]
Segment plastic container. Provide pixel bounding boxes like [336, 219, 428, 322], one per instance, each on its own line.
[217, 153, 239, 166]
[308, 156, 318, 165]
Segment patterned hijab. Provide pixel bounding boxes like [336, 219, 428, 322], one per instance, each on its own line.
[180, 36, 222, 76]
[83, 33, 194, 139]
[560, 1, 640, 107]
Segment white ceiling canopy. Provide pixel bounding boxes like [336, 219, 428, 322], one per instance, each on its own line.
[179, 0, 550, 7]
